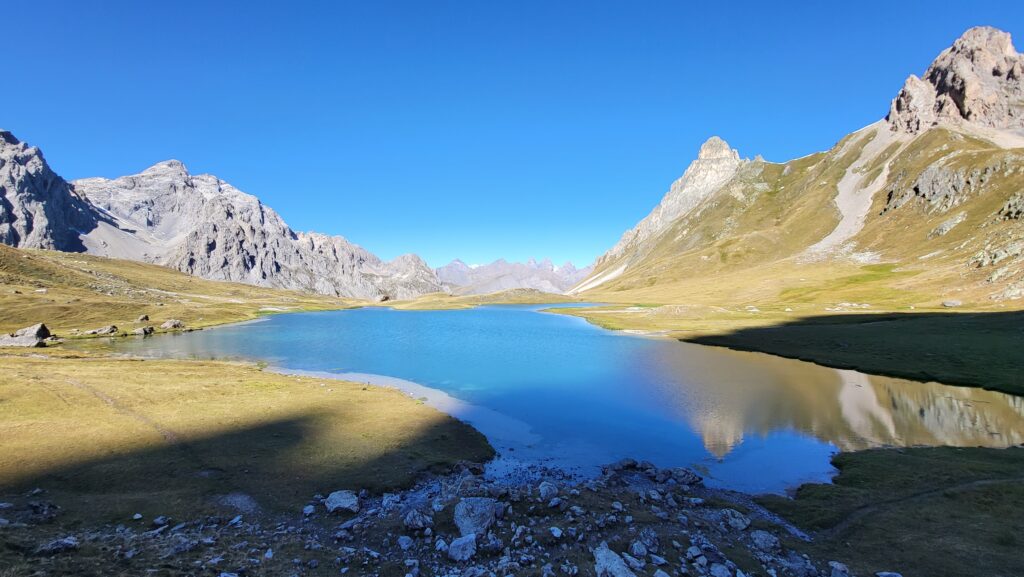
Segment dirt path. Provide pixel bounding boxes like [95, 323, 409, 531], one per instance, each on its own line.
[64, 378, 180, 443]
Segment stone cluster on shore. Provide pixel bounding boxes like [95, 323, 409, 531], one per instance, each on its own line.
[1, 460, 904, 577]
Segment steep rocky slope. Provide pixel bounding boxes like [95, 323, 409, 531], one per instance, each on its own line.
[574, 26, 1024, 306]
[0, 136, 443, 300]
[436, 258, 591, 295]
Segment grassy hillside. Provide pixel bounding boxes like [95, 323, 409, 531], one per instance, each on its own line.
[0, 244, 353, 336]
[558, 125, 1024, 391]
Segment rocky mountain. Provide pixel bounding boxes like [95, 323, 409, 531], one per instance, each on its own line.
[573, 26, 1024, 305]
[0, 134, 443, 300]
[436, 258, 591, 295]
[0, 131, 102, 252]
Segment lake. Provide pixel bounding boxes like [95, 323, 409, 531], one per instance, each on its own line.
[89, 304, 1024, 493]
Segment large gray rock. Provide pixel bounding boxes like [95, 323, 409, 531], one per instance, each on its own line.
[324, 490, 360, 514]
[888, 27, 1024, 133]
[453, 497, 498, 537]
[0, 323, 50, 347]
[593, 542, 637, 577]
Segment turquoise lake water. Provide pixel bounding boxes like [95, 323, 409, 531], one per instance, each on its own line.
[94, 305, 1024, 493]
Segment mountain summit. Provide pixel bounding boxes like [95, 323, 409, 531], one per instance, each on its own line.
[888, 26, 1024, 133]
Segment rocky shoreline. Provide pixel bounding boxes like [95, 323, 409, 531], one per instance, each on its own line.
[1, 459, 901, 577]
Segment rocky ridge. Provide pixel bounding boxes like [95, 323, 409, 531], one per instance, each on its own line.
[0, 135, 444, 301]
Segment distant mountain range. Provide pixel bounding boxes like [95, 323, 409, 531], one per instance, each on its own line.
[436, 258, 591, 295]
[572, 26, 1024, 304]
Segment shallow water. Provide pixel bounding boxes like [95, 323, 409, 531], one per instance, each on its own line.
[89, 305, 1024, 493]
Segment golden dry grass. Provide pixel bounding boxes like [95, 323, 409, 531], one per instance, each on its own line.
[0, 350, 493, 521]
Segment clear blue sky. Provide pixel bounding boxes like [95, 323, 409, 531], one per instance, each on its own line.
[5, 2, 1022, 267]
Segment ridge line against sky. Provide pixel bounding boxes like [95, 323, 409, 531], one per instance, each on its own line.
[5, 1, 1023, 267]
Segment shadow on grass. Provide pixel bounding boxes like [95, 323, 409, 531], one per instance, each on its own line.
[0, 408, 493, 523]
[685, 310, 1024, 395]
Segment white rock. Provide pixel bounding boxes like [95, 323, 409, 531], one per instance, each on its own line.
[593, 542, 637, 577]
[325, 490, 360, 514]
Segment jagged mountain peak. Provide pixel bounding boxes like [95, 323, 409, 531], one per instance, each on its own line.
[888, 26, 1024, 133]
[697, 136, 739, 161]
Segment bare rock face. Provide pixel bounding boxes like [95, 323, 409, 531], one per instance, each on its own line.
[0, 130, 101, 251]
[596, 136, 743, 267]
[72, 160, 444, 300]
[0, 130, 443, 300]
[888, 26, 1024, 133]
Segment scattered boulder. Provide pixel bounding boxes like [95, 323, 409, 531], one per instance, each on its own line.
[749, 529, 780, 552]
[942, 299, 963, 308]
[161, 319, 185, 330]
[720, 508, 751, 531]
[593, 542, 637, 577]
[538, 480, 559, 501]
[34, 536, 80, 556]
[0, 323, 50, 347]
[829, 561, 852, 577]
[325, 490, 360, 514]
[133, 326, 154, 336]
[447, 533, 476, 562]
[85, 325, 118, 335]
[454, 497, 498, 537]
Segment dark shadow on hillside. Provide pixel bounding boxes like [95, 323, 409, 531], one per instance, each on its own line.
[0, 408, 493, 523]
[684, 310, 1024, 395]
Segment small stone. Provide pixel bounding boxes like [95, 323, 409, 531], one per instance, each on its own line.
[397, 535, 414, 551]
[132, 513, 143, 520]
[34, 536, 79, 556]
[447, 534, 476, 562]
[549, 526, 563, 539]
[403, 508, 433, 529]
[538, 481, 559, 501]
[709, 563, 731, 577]
[161, 319, 186, 329]
[302, 504, 315, 516]
[749, 530, 780, 552]
[137, 314, 149, 322]
[942, 300, 963, 308]
[829, 561, 851, 577]
[875, 573, 904, 577]
[152, 515, 169, 527]
[721, 509, 750, 531]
